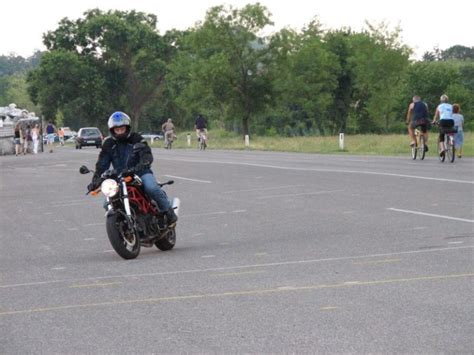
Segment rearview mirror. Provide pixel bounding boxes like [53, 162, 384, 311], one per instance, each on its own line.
[79, 165, 90, 174]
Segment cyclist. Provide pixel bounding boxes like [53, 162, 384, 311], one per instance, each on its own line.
[88, 111, 177, 226]
[194, 113, 208, 140]
[161, 118, 175, 148]
[432, 94, 454, 158]
[406, 95, 429, 151]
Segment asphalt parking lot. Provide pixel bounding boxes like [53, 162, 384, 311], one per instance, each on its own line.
[1, 147, 473, 353]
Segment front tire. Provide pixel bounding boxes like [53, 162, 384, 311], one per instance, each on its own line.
[155, 228, 176, 251]
[106, 212, 140, 259]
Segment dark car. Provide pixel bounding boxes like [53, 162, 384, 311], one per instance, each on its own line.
[75, 127, 103, 149]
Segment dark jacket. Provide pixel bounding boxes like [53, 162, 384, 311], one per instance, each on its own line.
[93, 132, 153, 180]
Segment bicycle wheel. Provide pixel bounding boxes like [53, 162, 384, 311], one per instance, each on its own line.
[419, 134, 426, 160]
[411, 141, 417, 160]
[438, 138, 445, 162]
[446, 135, 455, 163]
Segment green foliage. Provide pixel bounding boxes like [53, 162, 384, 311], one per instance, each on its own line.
[14, 4, 471, 137]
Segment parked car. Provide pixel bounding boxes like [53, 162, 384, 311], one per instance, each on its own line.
[75, 127, 103, 149]
[141, 131, 163, 142]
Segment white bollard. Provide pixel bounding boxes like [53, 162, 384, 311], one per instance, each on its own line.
[245, 135, 250, 147]
[339, 133, 344, 150]
[187, 134, 191, 147]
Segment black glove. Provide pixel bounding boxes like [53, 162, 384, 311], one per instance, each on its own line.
[134, 162, 150, 173]
[87, 175, 102, 192]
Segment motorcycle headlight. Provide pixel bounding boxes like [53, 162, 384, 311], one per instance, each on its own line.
[101, 179, 119, 197]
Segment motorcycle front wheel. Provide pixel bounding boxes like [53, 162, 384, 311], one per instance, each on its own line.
[154, 227, 176, 251]
[106, 212, 141, 259]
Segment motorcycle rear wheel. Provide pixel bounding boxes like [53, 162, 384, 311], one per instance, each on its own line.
[106, 212, 141, 259]
[154, 228, 176, 251]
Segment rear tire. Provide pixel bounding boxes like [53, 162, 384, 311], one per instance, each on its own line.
[419, 135, 426, 160]
[154, 228, 176, 251]
[447, 137, 455, 163]
[438, 139, 445, 162]
[106, 212, 140, 259]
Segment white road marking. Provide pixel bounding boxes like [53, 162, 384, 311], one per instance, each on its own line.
[1, 245, 472, 289]
[84, 238, 95, 241]
[159, 157, 474, 184]
[258, 190, 343, 199]
[183, 211, 227, 218]
[448, 241, 464, 245]
[388, 208, 474, 223]
[223, 185, 305, 194]
[67, 227, 79, 231]
[163, 175, 211, 183]
[201, 255, 215, 258]
[232, 209, 246, 213]
[84, 223, 103, 227]
[51, 267, 65, 270]
[414, 227, 427, 230]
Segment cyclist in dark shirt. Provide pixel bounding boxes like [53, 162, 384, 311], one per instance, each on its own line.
[194, 114, 208, 138]
[406, 95, 429, 151]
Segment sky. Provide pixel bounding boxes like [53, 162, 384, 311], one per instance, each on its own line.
[2, 0, 472, 59]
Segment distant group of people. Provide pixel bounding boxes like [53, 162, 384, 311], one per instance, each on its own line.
[13, 120, 66, 155]
[14, 123, 40, 156]
[406, 94, 465, 158]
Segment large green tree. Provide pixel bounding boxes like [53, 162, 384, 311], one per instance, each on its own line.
[28, 9, 172, 130]
[180, 3, 274, 137]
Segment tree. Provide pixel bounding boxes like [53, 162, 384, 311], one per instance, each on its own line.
[29, 9, 172, 130]
[182, 4, 274, 137]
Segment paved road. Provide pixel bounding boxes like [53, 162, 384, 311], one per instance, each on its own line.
[1, 147, 473, 353]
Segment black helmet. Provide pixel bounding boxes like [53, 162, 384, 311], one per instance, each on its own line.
[108, 111, 131, 140]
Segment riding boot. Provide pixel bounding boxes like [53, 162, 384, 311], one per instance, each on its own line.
[166, 208, 178, 227]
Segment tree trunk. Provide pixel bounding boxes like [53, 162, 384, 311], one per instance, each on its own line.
[242, 114, 249, 139]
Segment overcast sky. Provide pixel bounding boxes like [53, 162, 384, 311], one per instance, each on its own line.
[2, 0, 472, 59]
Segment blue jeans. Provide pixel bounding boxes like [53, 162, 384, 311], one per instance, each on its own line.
[140, 173, 171, 212]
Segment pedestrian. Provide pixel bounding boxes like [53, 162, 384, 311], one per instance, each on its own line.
[23, 125, 32, 154]
[452, 103, 465, 158]
[32, 124, 40, 154]
[58, 127, 65, 146]
[14, 124, 22, 156]
[45, 121, 57, 153]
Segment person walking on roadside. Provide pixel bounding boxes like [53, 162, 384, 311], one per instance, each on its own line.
[32, 124, 40, 154]
[14, 124, 22, 156]
[58, 127, 65, 146]
[452, 103, 465, 158]
[45, 121, 57, 153]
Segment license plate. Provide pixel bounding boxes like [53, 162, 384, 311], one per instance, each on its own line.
[87, 140, 95, 143]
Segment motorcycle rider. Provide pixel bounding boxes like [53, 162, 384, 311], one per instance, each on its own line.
[87, 111, 177, 226]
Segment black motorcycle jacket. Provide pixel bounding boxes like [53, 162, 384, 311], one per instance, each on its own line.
[92, 132, 153, 183]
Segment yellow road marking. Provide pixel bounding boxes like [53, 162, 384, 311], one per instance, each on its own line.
[1, 273, 472, 316]
[320, 306, 339, 311]
[69, 282, 122, 288]
[353, 258, 401, 265]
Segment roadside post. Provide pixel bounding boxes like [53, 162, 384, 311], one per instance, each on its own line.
[339, 132, 344, 151]
[187, 133, 191, 147]
[245, 134, 250, 147]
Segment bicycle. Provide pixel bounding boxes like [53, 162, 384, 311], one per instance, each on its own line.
[198, 130, 207, 150]
[411, 128, 426, 160]
[435, 122, 457, 163]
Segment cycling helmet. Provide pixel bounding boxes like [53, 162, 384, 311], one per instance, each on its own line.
[108, 111, 131, 140]
[440, 94, 449, 102]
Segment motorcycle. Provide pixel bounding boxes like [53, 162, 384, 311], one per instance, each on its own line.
[79, 165, 180, 260]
